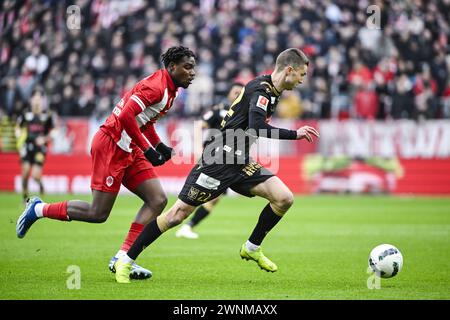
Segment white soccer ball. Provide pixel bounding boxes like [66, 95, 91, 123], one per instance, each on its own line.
[368, 244, 403, 278]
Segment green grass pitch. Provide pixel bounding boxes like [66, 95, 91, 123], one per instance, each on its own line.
[1, 192, 449, 300]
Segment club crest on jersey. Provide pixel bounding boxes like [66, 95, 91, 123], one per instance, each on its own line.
[187, 187, 200, 200]
[256, 95, 269, 112]
[106, 176, 114, 187]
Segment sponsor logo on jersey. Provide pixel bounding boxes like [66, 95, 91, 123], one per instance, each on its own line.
[195, 173, 220, 190]
[256, 95, 269, 111]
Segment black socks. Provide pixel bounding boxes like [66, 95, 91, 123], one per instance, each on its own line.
[248, 203, 282, 246]
[127, 220, 162, 260]
[188, 205, 210, 227]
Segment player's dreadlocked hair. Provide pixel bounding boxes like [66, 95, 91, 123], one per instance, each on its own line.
[161, 46, 196, 68]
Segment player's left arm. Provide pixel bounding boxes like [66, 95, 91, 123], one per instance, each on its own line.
[141, 122, 161, 146]
[248, 92, 297, 140]
[249, 93, 319, 141]
[141, 122, 174, 161]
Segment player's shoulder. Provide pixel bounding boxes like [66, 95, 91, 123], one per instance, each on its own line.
[247, 75, 274, 96]
[139, 70, 165, 88]
[133, 70, 165, 98]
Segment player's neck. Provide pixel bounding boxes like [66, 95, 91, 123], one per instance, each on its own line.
[270, 72, 285, 94]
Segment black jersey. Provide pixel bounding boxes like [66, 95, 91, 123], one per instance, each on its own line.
[18, 111, 53, 144]
[201, 102, 228, 147]
[203, 103, 228, 130]
[203, 75, 296, 165]
[220, 75, 280, 131]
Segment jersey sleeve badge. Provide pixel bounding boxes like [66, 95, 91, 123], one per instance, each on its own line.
[256, 95, 269, 112]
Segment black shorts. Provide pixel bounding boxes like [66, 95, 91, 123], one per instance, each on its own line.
[178, 161, 274, 207]
[19, 142, 46, 166]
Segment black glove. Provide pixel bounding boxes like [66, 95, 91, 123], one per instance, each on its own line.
[156, 142, 174, 161]
[144, 147, 166, 166]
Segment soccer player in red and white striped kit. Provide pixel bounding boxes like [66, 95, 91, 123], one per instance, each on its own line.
[16, 46, 196, 279]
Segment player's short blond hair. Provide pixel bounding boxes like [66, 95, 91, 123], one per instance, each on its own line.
[275, 48, 309, 71]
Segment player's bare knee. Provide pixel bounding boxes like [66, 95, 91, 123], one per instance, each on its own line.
[146, 193, 167, 215]
[94, 212, 109, 223]
[274, 191, 294, 212]
[91, 206, 110, 223]
[156, 194, 168, 211]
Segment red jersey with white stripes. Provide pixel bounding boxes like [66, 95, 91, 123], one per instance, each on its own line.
[100, 69, 178, 153]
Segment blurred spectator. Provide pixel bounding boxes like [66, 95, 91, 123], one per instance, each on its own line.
[348, 61, 373, 88]
[0, 0, 449, 121]
[24, 46, 49, 76]
[442, 81, 450, 118]
[59, 85, 78, 116]
[16, 65, 38, 102]
[354, 84, 379, 119]
[184, 65, 214, 116]
[276, 91, 302, 119]
[414, 81, 439, 120]
[391, 74, 414, 119]
[0, 77, 21, 117]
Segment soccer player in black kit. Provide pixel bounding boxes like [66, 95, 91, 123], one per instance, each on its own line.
[175, 82, 244, 239]
[115, 48, 320, 283]
[16, 89, 54, 202]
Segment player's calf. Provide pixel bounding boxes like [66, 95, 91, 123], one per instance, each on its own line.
[157, 200, 195, 232]
[82, 203, 111, 223]
[124, 200, 196, 262]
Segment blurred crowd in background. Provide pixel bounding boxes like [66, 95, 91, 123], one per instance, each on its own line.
[1, 0, 450, 123]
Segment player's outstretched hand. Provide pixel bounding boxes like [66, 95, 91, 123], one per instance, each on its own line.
[156, 142, 174, 161]
[296, 126, 320, 142]
[144, 147, 166, 166]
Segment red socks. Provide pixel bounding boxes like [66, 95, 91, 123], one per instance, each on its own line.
[120, 222, 144, 252]
[43, 201, 70, 221]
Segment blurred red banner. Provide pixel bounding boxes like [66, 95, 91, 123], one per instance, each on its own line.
[1, 153, 449, 195]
